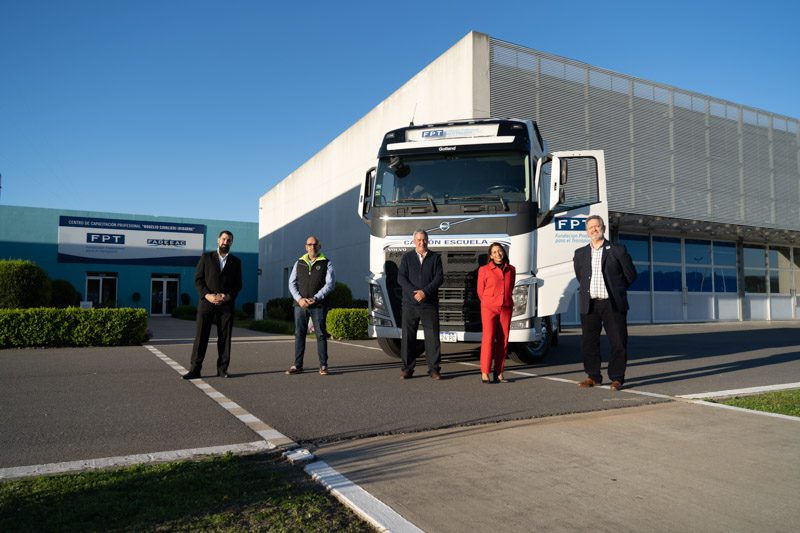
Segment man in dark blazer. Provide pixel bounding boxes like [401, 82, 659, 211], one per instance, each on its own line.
[397, 230, 444, 380]
[183, 230, 242, 380]
[573, 215, 637, 390]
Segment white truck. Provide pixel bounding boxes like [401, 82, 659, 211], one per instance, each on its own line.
[357, 118, 607, 363]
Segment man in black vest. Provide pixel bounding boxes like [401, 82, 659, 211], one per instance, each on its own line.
[398, 230, 444, 380]
[183, 230, 242, 380]
[286, 236, 336, 375]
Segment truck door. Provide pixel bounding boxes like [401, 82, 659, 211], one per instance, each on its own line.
[533, 150, 608, 316]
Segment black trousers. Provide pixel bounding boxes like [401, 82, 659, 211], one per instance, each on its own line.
[579, 298, 628, 384]
[189, 299, 235, 373]
[401, 305, 441, 375]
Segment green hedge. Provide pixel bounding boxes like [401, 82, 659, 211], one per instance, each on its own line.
[0, 308, 149, 348]
[266, 298, 294, 321]
[0, 260, 52, 309]
[171, 305, 197, 320]
[326, 308, 368, 340]
[244, 319, 296, 335]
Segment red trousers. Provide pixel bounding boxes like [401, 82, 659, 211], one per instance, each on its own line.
[480, 305, 512, 374]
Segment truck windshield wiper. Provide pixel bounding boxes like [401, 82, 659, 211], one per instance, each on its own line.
[448, 195, 508, 211]
[403, 197, 437, 212]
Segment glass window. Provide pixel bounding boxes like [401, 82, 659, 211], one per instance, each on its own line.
[619, 234, 650, 263]
[769, 270, 792, 294]
[86, 279, 100, 305]
[768, 247, 791, 269]
[794, 248, 800, 269]
[685, 239, 711, 266]
[373, 151, 529, 206]
[714, 268, 737, 293]
[713, 241, 737, 267]
[744, 269, 766, 293]
[686, 266, 713, 292]
[629, 264, 651, 292]
[86, 275, 118, 308]
[652, 236, 681, 263]
[653, 264, 682, 292]
[743, 245, 765, 268]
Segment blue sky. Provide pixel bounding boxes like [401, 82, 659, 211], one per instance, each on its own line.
[1, 0, 797, 224]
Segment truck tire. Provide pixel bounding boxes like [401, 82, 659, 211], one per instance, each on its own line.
[508, 316, 552, 364]
[377, 337, 423, 359]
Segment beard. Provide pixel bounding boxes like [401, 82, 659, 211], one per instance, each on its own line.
[219, 244, 230, 254]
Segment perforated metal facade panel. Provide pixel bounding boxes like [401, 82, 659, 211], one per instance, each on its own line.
[489, 39, 800, 233]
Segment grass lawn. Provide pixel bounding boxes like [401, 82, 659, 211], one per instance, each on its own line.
[0, 452, 375, 533]
[713, 388, 800, 417]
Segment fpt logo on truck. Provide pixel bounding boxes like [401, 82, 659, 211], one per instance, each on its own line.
[555, 217, 586, 231]
[421, 130, 445, 138]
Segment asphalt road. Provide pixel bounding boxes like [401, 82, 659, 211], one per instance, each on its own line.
[2, 318, 798, 470]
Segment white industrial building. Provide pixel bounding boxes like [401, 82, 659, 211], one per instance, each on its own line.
[258, 31, 800, 324]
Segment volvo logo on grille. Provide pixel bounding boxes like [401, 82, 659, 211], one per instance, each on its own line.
[439, 221, 451, 232]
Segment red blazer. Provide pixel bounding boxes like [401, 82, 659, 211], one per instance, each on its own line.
[477, 262, 516, 307]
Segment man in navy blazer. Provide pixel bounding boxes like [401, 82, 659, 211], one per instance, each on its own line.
[573, 215, 637, 390]
[397, 230, 444, 380]
[183, 230, 243, 380]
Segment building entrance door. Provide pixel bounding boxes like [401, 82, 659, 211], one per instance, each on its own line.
[151, 277, 179, 316]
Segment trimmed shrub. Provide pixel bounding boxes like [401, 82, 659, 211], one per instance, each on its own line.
[242, 302, 255, 318]
[352, 298, 368, 309]
[327, 282, 353, 310]
[326, 308, 368, 340]
[246, 319, 295, 336]
[171, 305, 197, 320]
[234, 308, 248, 321]
[0, 308, 148, 348]
[266, 297, 294, 321]
[50, 279, 81, 308]
[0, 260, 52, 309]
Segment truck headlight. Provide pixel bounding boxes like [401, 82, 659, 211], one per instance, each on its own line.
[512, 285, 528, 317]
[370, 284, 388, 315]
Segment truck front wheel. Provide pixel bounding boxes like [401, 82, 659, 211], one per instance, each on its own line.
[508, 316, 552, 364]
[377, 337, 424, 359]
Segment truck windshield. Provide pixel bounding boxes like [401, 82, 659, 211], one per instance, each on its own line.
[373, 152, 529, 206]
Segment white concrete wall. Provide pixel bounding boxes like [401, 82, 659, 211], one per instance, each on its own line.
[258, 31, 491, 305]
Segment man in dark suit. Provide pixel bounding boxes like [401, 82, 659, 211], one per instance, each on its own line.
[573, 215, 637, 390]
[183, 230, 242, 380]
[397, 230, 444, 380]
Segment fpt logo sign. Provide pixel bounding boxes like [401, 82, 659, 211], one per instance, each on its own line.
[87, 233, 125, 244]
[421, 129, 444, 138]
[555, 217, 587, 232]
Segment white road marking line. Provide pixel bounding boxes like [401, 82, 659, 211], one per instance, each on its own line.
[678, 382, 800, 399]
[144, 345, 294, 451]
[331, 340, 385, 351]
[0, 441, 272, 481]
[306, 460, 425, 533]
[145, 343, 424, 532]
[688, 400, 800, 421]
[453, 362, 793, 413]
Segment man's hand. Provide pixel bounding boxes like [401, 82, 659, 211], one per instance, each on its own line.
[205, 293, 227, 305]
[413, 290, 426, 303]
[298, 297, 315, 308]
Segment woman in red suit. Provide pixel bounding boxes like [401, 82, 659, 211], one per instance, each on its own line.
[476, 242, 516, 384]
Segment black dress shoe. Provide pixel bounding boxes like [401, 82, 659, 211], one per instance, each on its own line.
[182, 370, 201, 380]
[217, 371, 230, 378]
